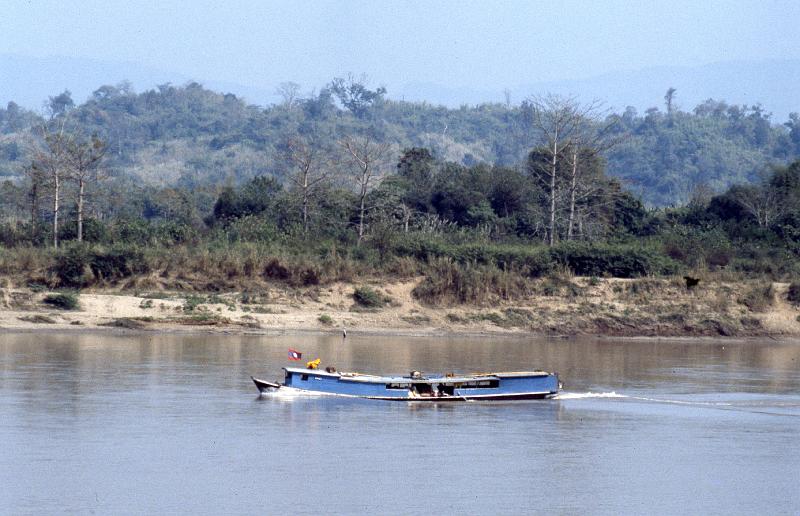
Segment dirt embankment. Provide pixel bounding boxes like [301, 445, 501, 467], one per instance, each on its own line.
[1, 277, 799, 338]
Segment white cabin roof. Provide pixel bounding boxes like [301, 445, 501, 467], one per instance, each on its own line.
[284, 367, 551, 383]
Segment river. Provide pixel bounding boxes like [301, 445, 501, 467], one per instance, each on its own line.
[1, 332, 798, 515]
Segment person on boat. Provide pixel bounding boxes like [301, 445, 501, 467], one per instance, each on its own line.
[306, 358, 321, 370]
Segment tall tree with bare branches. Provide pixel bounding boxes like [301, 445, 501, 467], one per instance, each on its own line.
[564, 111, 619, 240]
[528, 95, 616, 244]
[339, 135, 391, 244]
[30, 123, 71, 248]
[66, 135, 107, 242]
[732, 183, 783, 227]
[528, 95, 585, 245]
[283, 135, 334, 233]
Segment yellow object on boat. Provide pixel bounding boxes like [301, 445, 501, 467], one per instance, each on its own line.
[306, 358, 321, 369]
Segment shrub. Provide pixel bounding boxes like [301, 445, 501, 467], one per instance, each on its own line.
[391, 238, 553, 278]
[318, 314, 334, 325]
[42, 293, 79, 310]
[58, 219, 108, 244]
[412, 257, 531, 306]
[89, 247, 149, 281]
[52, 245, 92, 288]
[787, 282, 800, 306]
[52, 245, 150, 287]
[0, 221, 39, 247]
[223, 216, 278, 243]
[446, 313, 466, 323]
[540, 278, 560, 297]
[353, 286, 385, 308]
[183, 295, 205, 312]
[738, 283, 775, 312]
[550, 242, 680, 278]
[262, 258, 322, 286]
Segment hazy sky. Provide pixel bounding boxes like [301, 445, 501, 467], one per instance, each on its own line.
[3, 0, 799, 92]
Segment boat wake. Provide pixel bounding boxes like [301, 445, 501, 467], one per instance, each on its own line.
[554, 391, 627, 400]
[627, 396, 732, 406]
[261, 387, 348, 399]
[555, 391, 735, 406]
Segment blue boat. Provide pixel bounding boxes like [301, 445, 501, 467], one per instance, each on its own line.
[251, 367, 560, 401]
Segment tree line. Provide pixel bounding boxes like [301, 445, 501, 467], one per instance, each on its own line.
[0, 78, 798, 208]
[0, 80, 798, 285]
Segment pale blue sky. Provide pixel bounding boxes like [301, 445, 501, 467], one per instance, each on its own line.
[1, 0, 799, 119]
[3, 0, 799, 90]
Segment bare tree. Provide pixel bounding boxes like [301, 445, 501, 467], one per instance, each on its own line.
[528, 95, 586, 246]
[732, 184, 783, 227]
[283, 135, 334, 233]
[29, 122, 71, 248]
[339, 135, 392, 244]
[564, 112, 619, 240]
[66, 135, 107, 242]
[276, 82, 301, 109]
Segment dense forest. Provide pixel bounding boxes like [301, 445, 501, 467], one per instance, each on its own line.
[0, 78, 799, 300]
[0, 78, 798, 205]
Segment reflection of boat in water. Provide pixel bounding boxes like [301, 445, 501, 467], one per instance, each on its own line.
[251, 367, 560, 401]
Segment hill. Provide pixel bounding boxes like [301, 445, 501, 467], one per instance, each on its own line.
[0, 79, 797, 206]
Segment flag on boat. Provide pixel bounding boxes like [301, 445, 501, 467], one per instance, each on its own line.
[288, 349, 303, 361]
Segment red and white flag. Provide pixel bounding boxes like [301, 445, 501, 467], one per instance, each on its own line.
[288, 348, 303, 361]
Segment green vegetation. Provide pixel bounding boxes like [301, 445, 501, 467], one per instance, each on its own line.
[738, 283, 775, 312]
[317, 313, 334, 325]
[0, 80, 798, 303]
[787, 282, 800, 306]
[1, 82, 797, 208]
[352, 286, 387, 309]
[42, 293, 79, 310]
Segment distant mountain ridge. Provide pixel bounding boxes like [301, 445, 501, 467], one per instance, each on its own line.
[1, 54, 798, 121]
[0, 54, 274, 110]
[400, 59, 800, 122]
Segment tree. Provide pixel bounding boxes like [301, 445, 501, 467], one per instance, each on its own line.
[276, 82, 301, 109]
[329, 74, 386, 118]
[22, 162, 46, 240]
[528, 95, 587, 245]
[29, 123, 71, 248]
[395, 147, 437, 228]
[564, 111, 618, 240]
[46, 90, 74, 119]
[212, 176, 282, 221]
[66, 135, 107, 242]
[565, 147, 606, 239]
[339, 135, 392, 244]
[664, 87, 677, 116]
[283, 135, 335, 233]
[731, 183, 782, 227]
[785, 113, 800, 154]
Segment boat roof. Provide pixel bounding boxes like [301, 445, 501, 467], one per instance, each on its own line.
[283, 367, 551, 383]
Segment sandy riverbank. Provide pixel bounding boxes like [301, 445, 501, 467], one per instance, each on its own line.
[1, 277, 799, 338]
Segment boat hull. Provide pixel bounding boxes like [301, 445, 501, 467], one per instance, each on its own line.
[251, 376, 281, 393]
[279, 388, 555, 401]
[252, 368, 559, 401]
